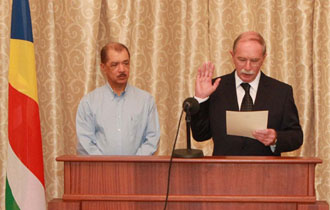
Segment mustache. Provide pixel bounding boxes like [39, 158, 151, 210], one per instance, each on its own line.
[118, 73, 127, 77]
[241, 69, 255, 75]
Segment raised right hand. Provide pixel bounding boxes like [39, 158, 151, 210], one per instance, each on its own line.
[195, 62, 221, 99]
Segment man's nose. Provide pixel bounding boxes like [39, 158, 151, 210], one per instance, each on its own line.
[118, 63, 125, 71]
[244, 60, 252, 70]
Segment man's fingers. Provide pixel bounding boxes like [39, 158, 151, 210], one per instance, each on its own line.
[252, 129, 277, 146]
[198, 62, 214, 79]
[213, 78, 221, 90]
[197, 67, 202, 79]
[206, 63, 214, 77]
[254, 129, 268, 134]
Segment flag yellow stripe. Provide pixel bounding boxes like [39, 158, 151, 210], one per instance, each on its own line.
[9, 39, 38, 103]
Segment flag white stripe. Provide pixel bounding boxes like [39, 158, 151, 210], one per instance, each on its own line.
[7, 144, 46, 210]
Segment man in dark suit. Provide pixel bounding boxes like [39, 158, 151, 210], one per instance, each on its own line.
[191, 31, 303, 156]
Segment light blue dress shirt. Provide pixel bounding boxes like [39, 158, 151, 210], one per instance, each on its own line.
[76, 83, 160, 155]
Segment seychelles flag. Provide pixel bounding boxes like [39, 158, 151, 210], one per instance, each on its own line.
[6, 0, 46, 209]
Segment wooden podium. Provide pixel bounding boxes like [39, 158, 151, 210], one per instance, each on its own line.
[48, 155, 328, 210]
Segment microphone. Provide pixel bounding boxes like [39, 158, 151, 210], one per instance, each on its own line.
[172, 97, 204, 158]
[182, 97, 199, 115]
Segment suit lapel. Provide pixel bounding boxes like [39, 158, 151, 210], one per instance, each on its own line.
[254, 72, 271, 110]
[223, 71, 239, 111]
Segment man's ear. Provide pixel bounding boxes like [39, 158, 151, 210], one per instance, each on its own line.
[100, 63, 105, 72]
[230, 50, 234, 57]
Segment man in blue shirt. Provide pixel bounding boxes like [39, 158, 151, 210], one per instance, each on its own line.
[76, 42, 160, 155]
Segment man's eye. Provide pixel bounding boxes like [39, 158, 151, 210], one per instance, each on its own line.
[238, 58, 247, 62]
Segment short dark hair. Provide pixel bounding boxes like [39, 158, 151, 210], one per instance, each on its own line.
[233, 32, 266, 55]
[100, 42, 130, 64]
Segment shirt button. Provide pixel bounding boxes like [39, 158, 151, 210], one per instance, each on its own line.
[117, 128, 121, 131]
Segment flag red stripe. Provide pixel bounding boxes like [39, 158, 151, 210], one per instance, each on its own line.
[8, 83, 45, 186]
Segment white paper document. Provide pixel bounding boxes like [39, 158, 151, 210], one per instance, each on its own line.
[226, 110, 268, 139]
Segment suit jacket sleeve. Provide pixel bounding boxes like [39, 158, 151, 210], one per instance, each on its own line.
[191, 99, 212, 141]
[273, 86, 303, 154]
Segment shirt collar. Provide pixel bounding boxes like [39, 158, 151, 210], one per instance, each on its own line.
[106, 82, 130, 99]
[235, 70, 261, 91]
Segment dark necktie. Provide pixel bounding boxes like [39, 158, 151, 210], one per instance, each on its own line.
[240, 83, 253, 111]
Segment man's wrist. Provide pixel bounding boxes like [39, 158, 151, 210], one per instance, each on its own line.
[194, 95, 209, 103]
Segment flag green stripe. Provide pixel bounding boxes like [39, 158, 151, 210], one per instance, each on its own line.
[5, 177, 20, 210]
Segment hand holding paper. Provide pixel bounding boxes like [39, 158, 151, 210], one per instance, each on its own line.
[253, 129, 277, 146]
[226, 111, 268, 139]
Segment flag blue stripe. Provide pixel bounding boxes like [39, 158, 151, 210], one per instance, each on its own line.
[10, 0, 33, 42]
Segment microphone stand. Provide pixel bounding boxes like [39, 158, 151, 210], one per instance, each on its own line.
[173, 109, 204, 158]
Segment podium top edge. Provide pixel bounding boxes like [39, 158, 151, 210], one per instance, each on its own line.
[56, 155, 322, 164]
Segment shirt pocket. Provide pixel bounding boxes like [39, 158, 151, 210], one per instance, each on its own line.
[128, 109, 144, 136]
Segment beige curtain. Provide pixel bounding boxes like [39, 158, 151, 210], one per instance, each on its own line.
[0, 0, 329, 208]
